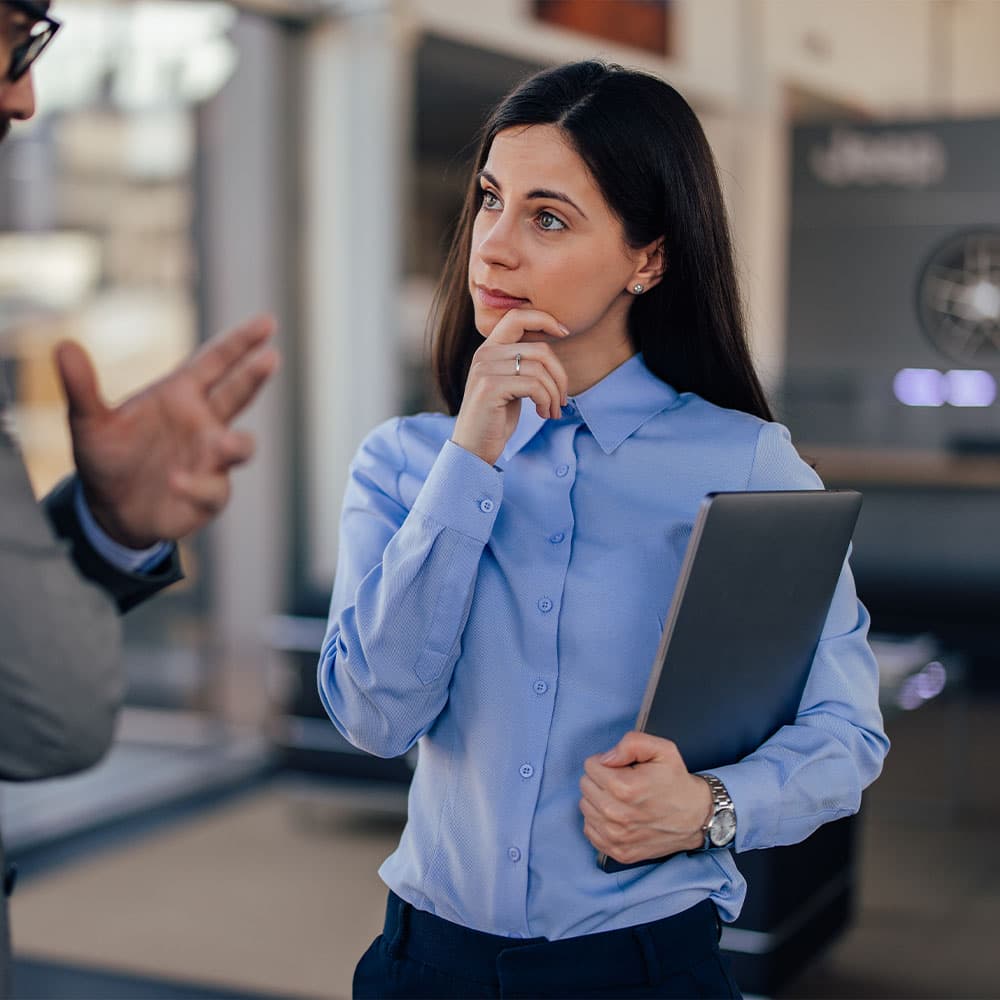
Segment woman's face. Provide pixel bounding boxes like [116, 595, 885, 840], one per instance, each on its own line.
[468, 124, 644, 345]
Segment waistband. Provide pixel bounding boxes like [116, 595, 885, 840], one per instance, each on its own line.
[382, 892, 722, 994]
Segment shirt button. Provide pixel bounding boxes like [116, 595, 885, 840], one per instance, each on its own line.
[478, 498, 495, 513]
[508, 847, 522, 863]
[519, 763, 534, 779]
[555, 464, 570, 478]
[533, 680, 548, 695]
[537, 597, 553, 613]
[548, 532, 565, 544]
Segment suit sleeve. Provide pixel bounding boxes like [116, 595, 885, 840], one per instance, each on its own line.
[0, 442, 126, 781]
[43, 476, 182, 613]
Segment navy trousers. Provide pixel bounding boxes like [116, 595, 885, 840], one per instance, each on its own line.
[353, 892, 742, 999]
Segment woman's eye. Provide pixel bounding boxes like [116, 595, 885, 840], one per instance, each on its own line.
[481, 190, 500, 210]
[537, 211, 566, 232]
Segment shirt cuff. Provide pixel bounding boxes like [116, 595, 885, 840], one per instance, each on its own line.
[74, 480, 172, 575]
[411, 439, 503, 543]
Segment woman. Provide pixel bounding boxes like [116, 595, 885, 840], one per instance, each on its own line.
[319, 61, 888, 999]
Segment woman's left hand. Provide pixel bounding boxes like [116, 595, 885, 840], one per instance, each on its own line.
[579, 731, 713, 865]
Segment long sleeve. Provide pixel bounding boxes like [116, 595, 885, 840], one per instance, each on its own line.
[0, 441, 123, 781]
[43, 476, 182, 613]
[318, 420, 503, 758]
[709, 422, 890, 851]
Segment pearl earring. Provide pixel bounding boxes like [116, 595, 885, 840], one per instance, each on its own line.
[632, 283, 644, 294]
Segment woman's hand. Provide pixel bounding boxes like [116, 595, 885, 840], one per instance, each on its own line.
[579, 731, 713, 865]
[451, 308, 570, 466]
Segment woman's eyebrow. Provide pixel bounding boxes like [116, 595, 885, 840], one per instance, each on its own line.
[478, 169, 588, 220]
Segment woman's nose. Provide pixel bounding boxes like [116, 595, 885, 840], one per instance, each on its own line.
[475, 212, 519, 270]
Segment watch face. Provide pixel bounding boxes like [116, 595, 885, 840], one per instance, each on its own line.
[709, 808, 737, 847]
[917, 229, 1000, 365]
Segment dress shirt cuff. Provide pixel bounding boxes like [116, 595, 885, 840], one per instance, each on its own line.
[704, 761, 780, 854]
[412, 439, 503, 544]
[74, 480, 173, 575]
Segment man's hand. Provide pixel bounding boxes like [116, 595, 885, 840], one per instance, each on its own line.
[56, 314, 280, 549]
[579, 731, 712, 866]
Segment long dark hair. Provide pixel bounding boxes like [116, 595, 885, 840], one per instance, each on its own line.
[429, 60, 773, 422]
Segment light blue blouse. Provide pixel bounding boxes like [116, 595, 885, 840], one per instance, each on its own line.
[318, 353, 888, 940]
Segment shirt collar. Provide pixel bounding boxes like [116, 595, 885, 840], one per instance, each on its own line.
[498, 353, 680, 466]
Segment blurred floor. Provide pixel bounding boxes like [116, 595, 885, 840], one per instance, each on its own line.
[8, 692, 1000, 1000]
[779, 691, 1000, 999]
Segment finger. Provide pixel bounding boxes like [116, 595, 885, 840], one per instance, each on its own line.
[54, 341, 109, 421]
[188, 314, 277, 391]
[583, 820, 619, 859]
[580, 785, 629, 833]
[481, 342, 569, 406]
[511, 358, 562, 418]
[483, 360, 561, 419]
[215, 429, 256, 468]
[468, 366, 561, 422]
[580, 755, 609, 788]
[208, 346, 280, 423]
[486, 308, 570, 346]
[600, 731, 671, 768]
[518, 375, 562, 421]
[583, 755, 616, 790]
[579, 772, 606, 805]
[169, 469, 231, 515]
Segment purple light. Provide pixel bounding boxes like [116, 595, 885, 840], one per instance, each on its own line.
[945, 370, 997, 407]
[897, 676, 924, 711]
[914, 661, 947, 700]
[893, 368, 946, 407]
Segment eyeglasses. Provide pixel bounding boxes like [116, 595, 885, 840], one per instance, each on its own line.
[3, 1, 61, 83]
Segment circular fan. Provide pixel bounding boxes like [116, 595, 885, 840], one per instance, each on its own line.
[917, 229, 1000, 365]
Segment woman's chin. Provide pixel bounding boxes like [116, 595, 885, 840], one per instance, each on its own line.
[472, 311, 498, 338]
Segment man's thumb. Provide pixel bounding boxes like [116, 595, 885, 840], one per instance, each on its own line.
[54, 341, 106, 420]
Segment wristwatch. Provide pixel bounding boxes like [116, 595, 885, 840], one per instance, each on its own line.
[696, 773, 736, 850]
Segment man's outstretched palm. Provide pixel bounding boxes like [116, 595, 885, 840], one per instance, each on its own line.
[57, 315, 280, 549]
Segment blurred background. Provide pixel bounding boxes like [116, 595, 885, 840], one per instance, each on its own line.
[1, 1, 998, 997]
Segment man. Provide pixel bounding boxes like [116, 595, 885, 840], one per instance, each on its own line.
[0, 2, 279, 992]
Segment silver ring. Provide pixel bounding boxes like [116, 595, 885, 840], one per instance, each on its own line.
[514, 352, 522, 376]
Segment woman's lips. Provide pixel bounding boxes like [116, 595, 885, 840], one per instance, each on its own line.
[476, 285, 530, 310]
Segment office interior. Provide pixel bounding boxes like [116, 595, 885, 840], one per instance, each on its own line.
[1, 0, 998, 997]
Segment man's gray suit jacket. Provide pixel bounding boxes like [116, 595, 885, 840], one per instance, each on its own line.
[0, 429, 181, 996]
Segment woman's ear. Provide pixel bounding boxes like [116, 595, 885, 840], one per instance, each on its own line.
[629, 238, 667, 294]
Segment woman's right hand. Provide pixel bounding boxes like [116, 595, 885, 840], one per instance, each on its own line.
[451, 309, 570, 466]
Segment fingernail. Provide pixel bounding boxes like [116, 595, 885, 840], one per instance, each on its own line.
[600, 750, 616, 764]
[558, 323, 570, 336]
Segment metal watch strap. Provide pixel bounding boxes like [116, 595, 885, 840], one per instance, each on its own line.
[700, 773, 735, 849]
